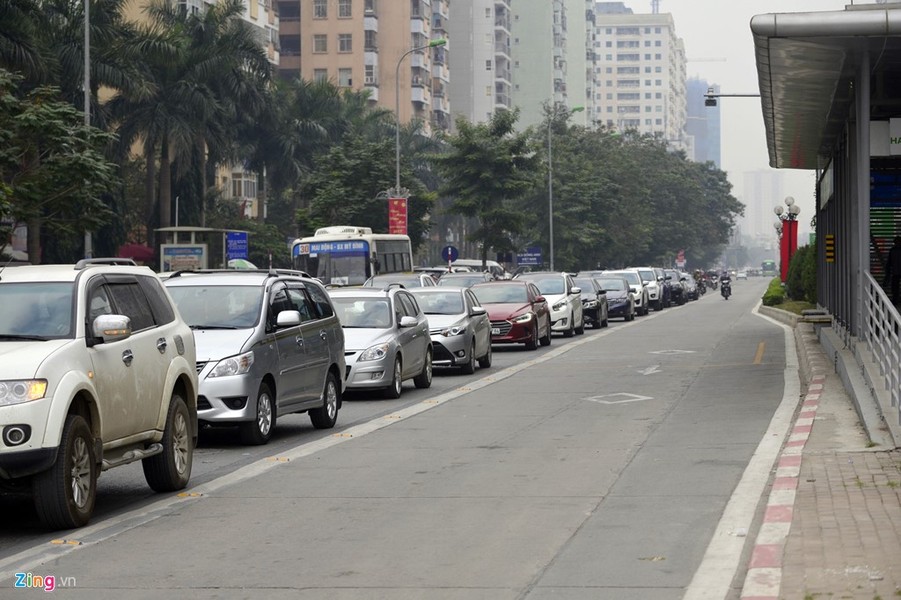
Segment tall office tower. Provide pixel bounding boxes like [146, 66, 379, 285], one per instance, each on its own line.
[686, 78, 721, 167]
[594, 2, 687, 145]
[510, 0, 568, 129]
[447, 0, 513, 129]
[563, 0, 595, 127]
[743, 169, 786, 243]
[278, 0, 450, 136]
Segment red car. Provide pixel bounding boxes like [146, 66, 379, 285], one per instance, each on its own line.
[470, 281, 552, 350]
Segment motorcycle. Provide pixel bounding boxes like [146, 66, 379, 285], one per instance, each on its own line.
[721, 279, 732, 300]
[697, 279, 706, 295]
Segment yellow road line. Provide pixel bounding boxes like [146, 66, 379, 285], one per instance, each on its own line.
[754, 342, 766, 365]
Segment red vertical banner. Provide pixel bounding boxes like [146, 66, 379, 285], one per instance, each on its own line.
[388, 197, 408, 235]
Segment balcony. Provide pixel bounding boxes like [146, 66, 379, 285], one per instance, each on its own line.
[364, 16, 378, 31]
[411, 85, 430, 104]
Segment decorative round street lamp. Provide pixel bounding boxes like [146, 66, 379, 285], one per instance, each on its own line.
[774, 196, 801, 282]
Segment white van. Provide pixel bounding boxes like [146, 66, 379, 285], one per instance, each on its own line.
[450, 259, 509, 280]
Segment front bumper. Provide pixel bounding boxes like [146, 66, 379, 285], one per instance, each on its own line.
[489, 319, 533, 344]
[607, 301, 632, 318]
[344, 351, 394, 390]
[430, 333, 470, 367]
[196, 370, 262, 424]
[549, 306, 572, 331]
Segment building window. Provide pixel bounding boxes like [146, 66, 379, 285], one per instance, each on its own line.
[231, 173, 257, 198]
[655, 27, 661, 33]
[645, 92, 651, 99]
[338, 68, 352, 87]
[656, 92, 662, 99]
[644, 67, 651, 73]
[655, 79, 662, 85]
[606, 28, 612, 34]
[655, 66, 662, 73]
[313, 34, 327, 53]
[365, 30, 377, 50]
[364, 65, 375, 83]
[313, 69, 328, 82]
[655, 53, 662, 60]
[656, 118, 663, 125]
[605, 41, 612, 47]
[655, 40, 662, 47]
[313, 0, 326, 18]
[645, 119, 652, 125]
[606, 54, 612, 60]
[338, 0, 351, 18]
[644, 40, 651, 47]
[645, 106, 651, 112]
[338, 33, 352, 52]
[644, 27, 651, 34]
[606, 67, 612, 73]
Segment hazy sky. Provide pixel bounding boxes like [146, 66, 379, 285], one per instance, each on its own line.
[654, 0, 872, 236]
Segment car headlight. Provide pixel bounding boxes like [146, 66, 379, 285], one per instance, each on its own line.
[441, 321, 467, 337]
[583, 299, 598, 308]
[208, 351, 255, 378]
[0, 379, 48, 406]
[360, 342, 390, 361]
[512, 313, 533, 323]
[552, 300, 567, 311]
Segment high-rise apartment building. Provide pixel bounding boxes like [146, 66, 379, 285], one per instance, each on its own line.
[594, 2, 687, 144]
[278, 0, 451, 136]
[446, 0, 513, 129]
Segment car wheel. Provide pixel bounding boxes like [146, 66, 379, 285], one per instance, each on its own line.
[525, 322, 539, 350]
[478, 340, 492, 368]
[383, 356, 403, 399]
[539, 317, 552, 346]
[143, 392, 193, 491]
[33, 414, 97, 529]
[460, 340, 476, 375]
[563, 313, 575, 337]
[414, 348, 433, 388]
[239, 383, 276, 446]
[310, 371, 340, 429]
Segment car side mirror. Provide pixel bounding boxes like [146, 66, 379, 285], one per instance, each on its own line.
[399, 315, 418, 328]
[597, 290, 606, 295]
[92, 314, 132, 343]
[471, 306, 487, 316]
[535, 295, 546, 303]
[570, 286, 582, 294]
[276, 310, 301, 328]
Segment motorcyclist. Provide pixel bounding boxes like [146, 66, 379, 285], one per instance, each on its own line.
[720, 270, 732, 299]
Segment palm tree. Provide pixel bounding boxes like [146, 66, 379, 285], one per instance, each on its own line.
[109, 0, 270, 235]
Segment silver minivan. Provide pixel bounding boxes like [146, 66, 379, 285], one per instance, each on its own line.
[165, 270, 345, 445]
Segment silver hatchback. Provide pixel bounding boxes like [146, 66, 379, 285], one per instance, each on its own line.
[165, 270, 345, 445]
[328, 285, 432, 399]
[411, 286, 492, 373]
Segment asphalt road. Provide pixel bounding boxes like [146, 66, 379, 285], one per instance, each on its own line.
[0, 278, 789, 599]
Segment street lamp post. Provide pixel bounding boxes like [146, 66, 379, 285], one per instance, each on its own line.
[548, 104, 583, 272]
[393, 38, 446, 198]
[83, 0, 92, 258]
[774, 196, 801, 282]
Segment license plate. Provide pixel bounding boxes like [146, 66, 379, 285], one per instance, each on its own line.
[491, 328, 500, 335]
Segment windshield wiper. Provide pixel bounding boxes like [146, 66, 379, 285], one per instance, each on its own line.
[0, 334, 52, 341]
[189, 325, 239, 330]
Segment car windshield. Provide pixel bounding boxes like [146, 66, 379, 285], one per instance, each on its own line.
[472, 285, 528, 304]
[572, 278, 595, 292]
[520, 277, 565, 295]
[437, 275, 483, 287]
[167, 285, 263, 328]
[596, 278, 626, 292]
[365, 275, 425, 288]
[413, 291, 464, 315]
[0, 282, 74, 340]
[637, 269, 655, 283]
[607, 271, 640, 286]
[331, 298, 393, 328]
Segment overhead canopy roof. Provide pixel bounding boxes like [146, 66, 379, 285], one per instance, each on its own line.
[751, 5, 901, 169]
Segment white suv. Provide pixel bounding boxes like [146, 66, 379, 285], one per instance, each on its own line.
[0, 259, 198, 529]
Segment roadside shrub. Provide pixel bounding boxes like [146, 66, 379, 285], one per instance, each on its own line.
[762, 277, 785, 306]
[786, 245, 816, 302]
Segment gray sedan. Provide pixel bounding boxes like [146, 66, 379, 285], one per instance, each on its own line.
[411, 287, 492, 374]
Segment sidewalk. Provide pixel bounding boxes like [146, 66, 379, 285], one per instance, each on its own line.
[741, 321, 901, 599]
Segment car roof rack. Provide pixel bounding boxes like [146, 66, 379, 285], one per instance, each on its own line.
[383, 282, 407, 291]
[74, 257, 138, 270]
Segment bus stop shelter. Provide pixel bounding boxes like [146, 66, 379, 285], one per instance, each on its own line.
[752, 4, 901, 435]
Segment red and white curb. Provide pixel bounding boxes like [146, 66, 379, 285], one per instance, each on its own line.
[740, 375, 825, 599]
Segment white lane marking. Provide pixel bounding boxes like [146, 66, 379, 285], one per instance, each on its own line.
[649, 349, 697, 355]
[0, 317, 629, 577]
[682, 300, 801, 600]
[585, 393, 654, 405]
[638, 365, 661, 375]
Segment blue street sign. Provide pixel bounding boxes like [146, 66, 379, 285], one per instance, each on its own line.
[226, 231, 249, 260]
[441, 245, 459, 262]
[516, 246, 542, 266]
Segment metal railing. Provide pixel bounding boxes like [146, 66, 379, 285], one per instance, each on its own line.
[863, 271, 901, 425]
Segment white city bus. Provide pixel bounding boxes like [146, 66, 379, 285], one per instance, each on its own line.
[291, 226, 413, 286]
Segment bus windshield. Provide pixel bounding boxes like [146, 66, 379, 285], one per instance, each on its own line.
[294, 241, 370, 286]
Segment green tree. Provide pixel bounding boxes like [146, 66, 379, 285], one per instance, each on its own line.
[109, 0, 270, 238]
[431, 109, 539, 268]
[0, 70, 118, 263]
[298, 134, 434, 250]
